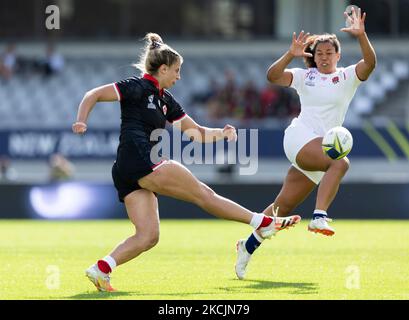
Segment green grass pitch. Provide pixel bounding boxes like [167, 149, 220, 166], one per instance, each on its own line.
[0, 219, 408, 300]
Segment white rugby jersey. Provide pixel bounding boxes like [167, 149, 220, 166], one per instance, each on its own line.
[288, 65, 361, 135]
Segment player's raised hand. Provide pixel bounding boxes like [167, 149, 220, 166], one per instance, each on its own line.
[72, 121, 87, 134]
[289, 31, 314, 58]
[341, 7, 366, 37]
[222, 124, 237, 142]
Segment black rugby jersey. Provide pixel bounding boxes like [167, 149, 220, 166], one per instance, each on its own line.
[114, 73, 186, 144]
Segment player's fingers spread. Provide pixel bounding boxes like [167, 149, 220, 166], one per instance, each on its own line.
[351, 6, 357, 18]
[295, 31, 301, 42]
[303, 39, 314, 48]
[301, 32, 310, 43]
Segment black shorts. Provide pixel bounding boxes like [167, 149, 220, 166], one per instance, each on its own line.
[112, 140, 161, 202]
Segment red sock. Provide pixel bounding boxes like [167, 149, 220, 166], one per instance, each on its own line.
[97, 260, 112, 274]
[257, 216, 273, 229]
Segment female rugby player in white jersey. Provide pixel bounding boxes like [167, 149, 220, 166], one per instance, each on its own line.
[235, 7, 376, 280]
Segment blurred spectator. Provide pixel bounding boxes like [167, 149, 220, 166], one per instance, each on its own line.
[205, 87, 223, 120]
[207, 70, 238, 119]
[0, 43, 18, 80]
[238, 80, 260, 119]
[49, 153, 75, 182]
[219, 70, 238, 115]
[201, 69, 301, 121]
[0, 156, 17, 182]
[260, 84, 282, 117]
[40, 44, 65, 77]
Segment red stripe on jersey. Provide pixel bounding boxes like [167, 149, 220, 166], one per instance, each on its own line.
[151, 160, 165, 170]
[143, 73, 164, 96]
[114, 83, 123, 101]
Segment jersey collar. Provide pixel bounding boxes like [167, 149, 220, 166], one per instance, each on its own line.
[143, 73, 164, 97]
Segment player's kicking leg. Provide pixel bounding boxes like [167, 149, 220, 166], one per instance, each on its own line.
[138, 160, 297, 237]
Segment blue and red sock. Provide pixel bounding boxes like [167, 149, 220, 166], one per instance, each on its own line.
[244, 231, 265, 254]
[313, 209, 327, 220]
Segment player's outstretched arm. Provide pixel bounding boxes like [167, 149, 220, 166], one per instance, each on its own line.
[173, 115, 237, 143]
[267, 31, 313, 86]
[72, 84, 119, 134]
[341, 7, 376, 81]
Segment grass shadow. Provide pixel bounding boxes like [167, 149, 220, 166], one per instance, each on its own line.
[68, 291, 137, 299]
[68, 290, 225, 300]
[67, 280, 319, 299]
[219, 279, 319, 295]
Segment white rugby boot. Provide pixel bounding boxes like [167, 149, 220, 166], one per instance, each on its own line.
[258, 214, 302, 239]
[308, 217, 335, 236]
[85, 264, 116, 292]
[235, 239, 252, 280]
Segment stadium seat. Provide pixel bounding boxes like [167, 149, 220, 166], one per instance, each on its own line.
[0, 54, 407, 128]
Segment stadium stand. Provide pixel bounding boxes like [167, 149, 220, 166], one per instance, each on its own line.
[1, 42, 409, 185]
[1, 53, 408, 129]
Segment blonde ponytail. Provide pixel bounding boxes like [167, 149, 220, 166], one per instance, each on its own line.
[135, 32, 183, 75]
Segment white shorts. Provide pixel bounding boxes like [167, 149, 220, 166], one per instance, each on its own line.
[283, 119, 325, 185]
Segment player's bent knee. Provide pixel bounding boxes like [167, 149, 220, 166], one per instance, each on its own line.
[139, 231, 160, 251]
[145, 235, 160, 250]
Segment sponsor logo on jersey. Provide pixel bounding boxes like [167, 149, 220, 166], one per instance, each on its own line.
[147, 95, 156, 109]
[305, 69, 317, 86]
[162, 105, 167, 115]
[332, 76, 339, 84]
[306, 70, 316, 81]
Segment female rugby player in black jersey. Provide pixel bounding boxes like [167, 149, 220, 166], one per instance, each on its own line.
[72, 33, 300, 291]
